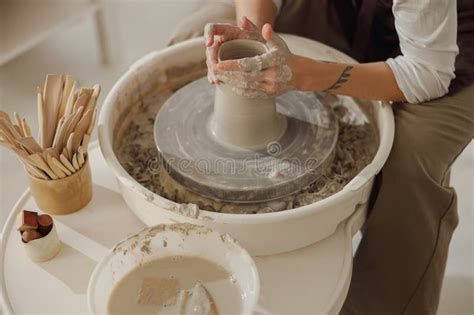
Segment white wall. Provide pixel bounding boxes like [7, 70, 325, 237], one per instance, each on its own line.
[100, 0, 205, 65]
[0, 0, 204, 224]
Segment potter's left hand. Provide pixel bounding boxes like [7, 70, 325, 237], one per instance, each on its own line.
[205, 17, 264, 85]
[214, 23, 295, 98]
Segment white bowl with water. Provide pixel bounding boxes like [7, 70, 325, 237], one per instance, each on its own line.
[87, 223, 260, 315]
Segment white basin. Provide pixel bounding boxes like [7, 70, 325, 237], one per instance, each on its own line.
[98, 35, 394, 256]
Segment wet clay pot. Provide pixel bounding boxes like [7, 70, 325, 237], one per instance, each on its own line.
[213, 39, 286, 149]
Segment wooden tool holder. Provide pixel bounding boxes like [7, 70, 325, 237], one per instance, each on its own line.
[0, 74, 100, 215]
[27, 157, 92, 215]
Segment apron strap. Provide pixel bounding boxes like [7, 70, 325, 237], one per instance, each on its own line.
[352, 0, 379, 62]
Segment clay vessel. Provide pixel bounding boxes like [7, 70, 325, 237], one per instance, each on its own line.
[213, 39, 286, 149]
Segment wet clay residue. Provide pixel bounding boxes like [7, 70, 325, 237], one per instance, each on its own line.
[107, 255, 240, 314]
[116, 63, 378, 214]
[136, 277, 180, 306]
[113, 224, 218, 256]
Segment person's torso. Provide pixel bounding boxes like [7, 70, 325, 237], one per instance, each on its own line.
[274, 0, 474, 90]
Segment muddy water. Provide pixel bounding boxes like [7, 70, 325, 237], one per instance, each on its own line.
[107, 256, 242, 315]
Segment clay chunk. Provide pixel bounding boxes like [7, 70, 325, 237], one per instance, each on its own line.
[181, 282, 218, 315]
[136, 277, 180, 306]
[21, 230, 43, 243]
[37, 214, 54, 236]
[17, 210, 38, 232]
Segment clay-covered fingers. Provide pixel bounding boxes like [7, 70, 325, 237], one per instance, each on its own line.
[232, 82, 283, 98]
[216, 50, 280, 72]
[261, 24, 289, 53]
[229, 87, 275, 99]
[205, 19, 254, 84]
[205, 23, 239, 46]
[204, 17, 262, 46]
[215, 62, 293, 97]
[204, 19, 261, 47]
[215, 71, 257, 89]
[206, 42, 219, 66]
[205, 20, 294, 97]
[250, 81, 284, 97]
[205, 17, 264, 85]
[215, 67, 281, 84]
[215, 68, 290, 97]
[204, 21, 260, 71]
[206, 40, 221, 84]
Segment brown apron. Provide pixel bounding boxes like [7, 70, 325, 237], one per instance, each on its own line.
[274, 0, 474, 93]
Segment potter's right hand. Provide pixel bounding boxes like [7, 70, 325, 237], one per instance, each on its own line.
[205, 17, 263, 84]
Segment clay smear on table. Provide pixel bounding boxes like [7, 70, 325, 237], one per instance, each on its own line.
[107, 256, 240, 315]
[116, 62, 378, 214]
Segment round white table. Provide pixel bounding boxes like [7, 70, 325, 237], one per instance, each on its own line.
[1, 142, 365, 314]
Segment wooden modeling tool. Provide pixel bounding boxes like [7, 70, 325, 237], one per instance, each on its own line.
[0, 74, 100, 180]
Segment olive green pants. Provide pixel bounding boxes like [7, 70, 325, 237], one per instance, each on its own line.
[167, 2, 474, 313]
[340, 84, 474, 315]
[274, 2, 474, 313]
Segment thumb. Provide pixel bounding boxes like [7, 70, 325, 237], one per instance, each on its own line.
[239, 16, 249, 28]
[262, 23, 273, 41]
[261, 23, 289, 54]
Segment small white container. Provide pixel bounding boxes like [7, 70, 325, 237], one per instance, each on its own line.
[21, 223, 61, 262]
[87, 223, 260, 315]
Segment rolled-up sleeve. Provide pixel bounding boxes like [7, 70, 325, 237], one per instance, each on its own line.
[386, 0, 458, 103]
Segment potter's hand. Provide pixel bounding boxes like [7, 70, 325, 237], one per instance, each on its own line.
[205, 17, 263, 84]
[213, 23, 294, 98]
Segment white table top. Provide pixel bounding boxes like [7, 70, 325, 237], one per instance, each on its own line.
[1, 143, 363, 314]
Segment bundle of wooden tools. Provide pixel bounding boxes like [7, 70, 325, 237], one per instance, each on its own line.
[0, 74, 100, 180]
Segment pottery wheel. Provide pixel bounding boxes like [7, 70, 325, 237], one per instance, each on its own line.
[154, 78, 338, 203]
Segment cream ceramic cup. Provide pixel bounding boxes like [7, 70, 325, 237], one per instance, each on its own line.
[21, 223, 61, 262]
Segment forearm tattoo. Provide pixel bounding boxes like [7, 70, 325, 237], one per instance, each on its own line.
[323, 66, 353, 92]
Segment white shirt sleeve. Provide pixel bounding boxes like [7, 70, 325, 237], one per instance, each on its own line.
[385, 0, 458, 103]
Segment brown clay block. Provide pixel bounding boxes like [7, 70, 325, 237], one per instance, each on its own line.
[21, 230, 43, 243]
[17, 210, 38, 232]
[37, 214, 54, 236]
